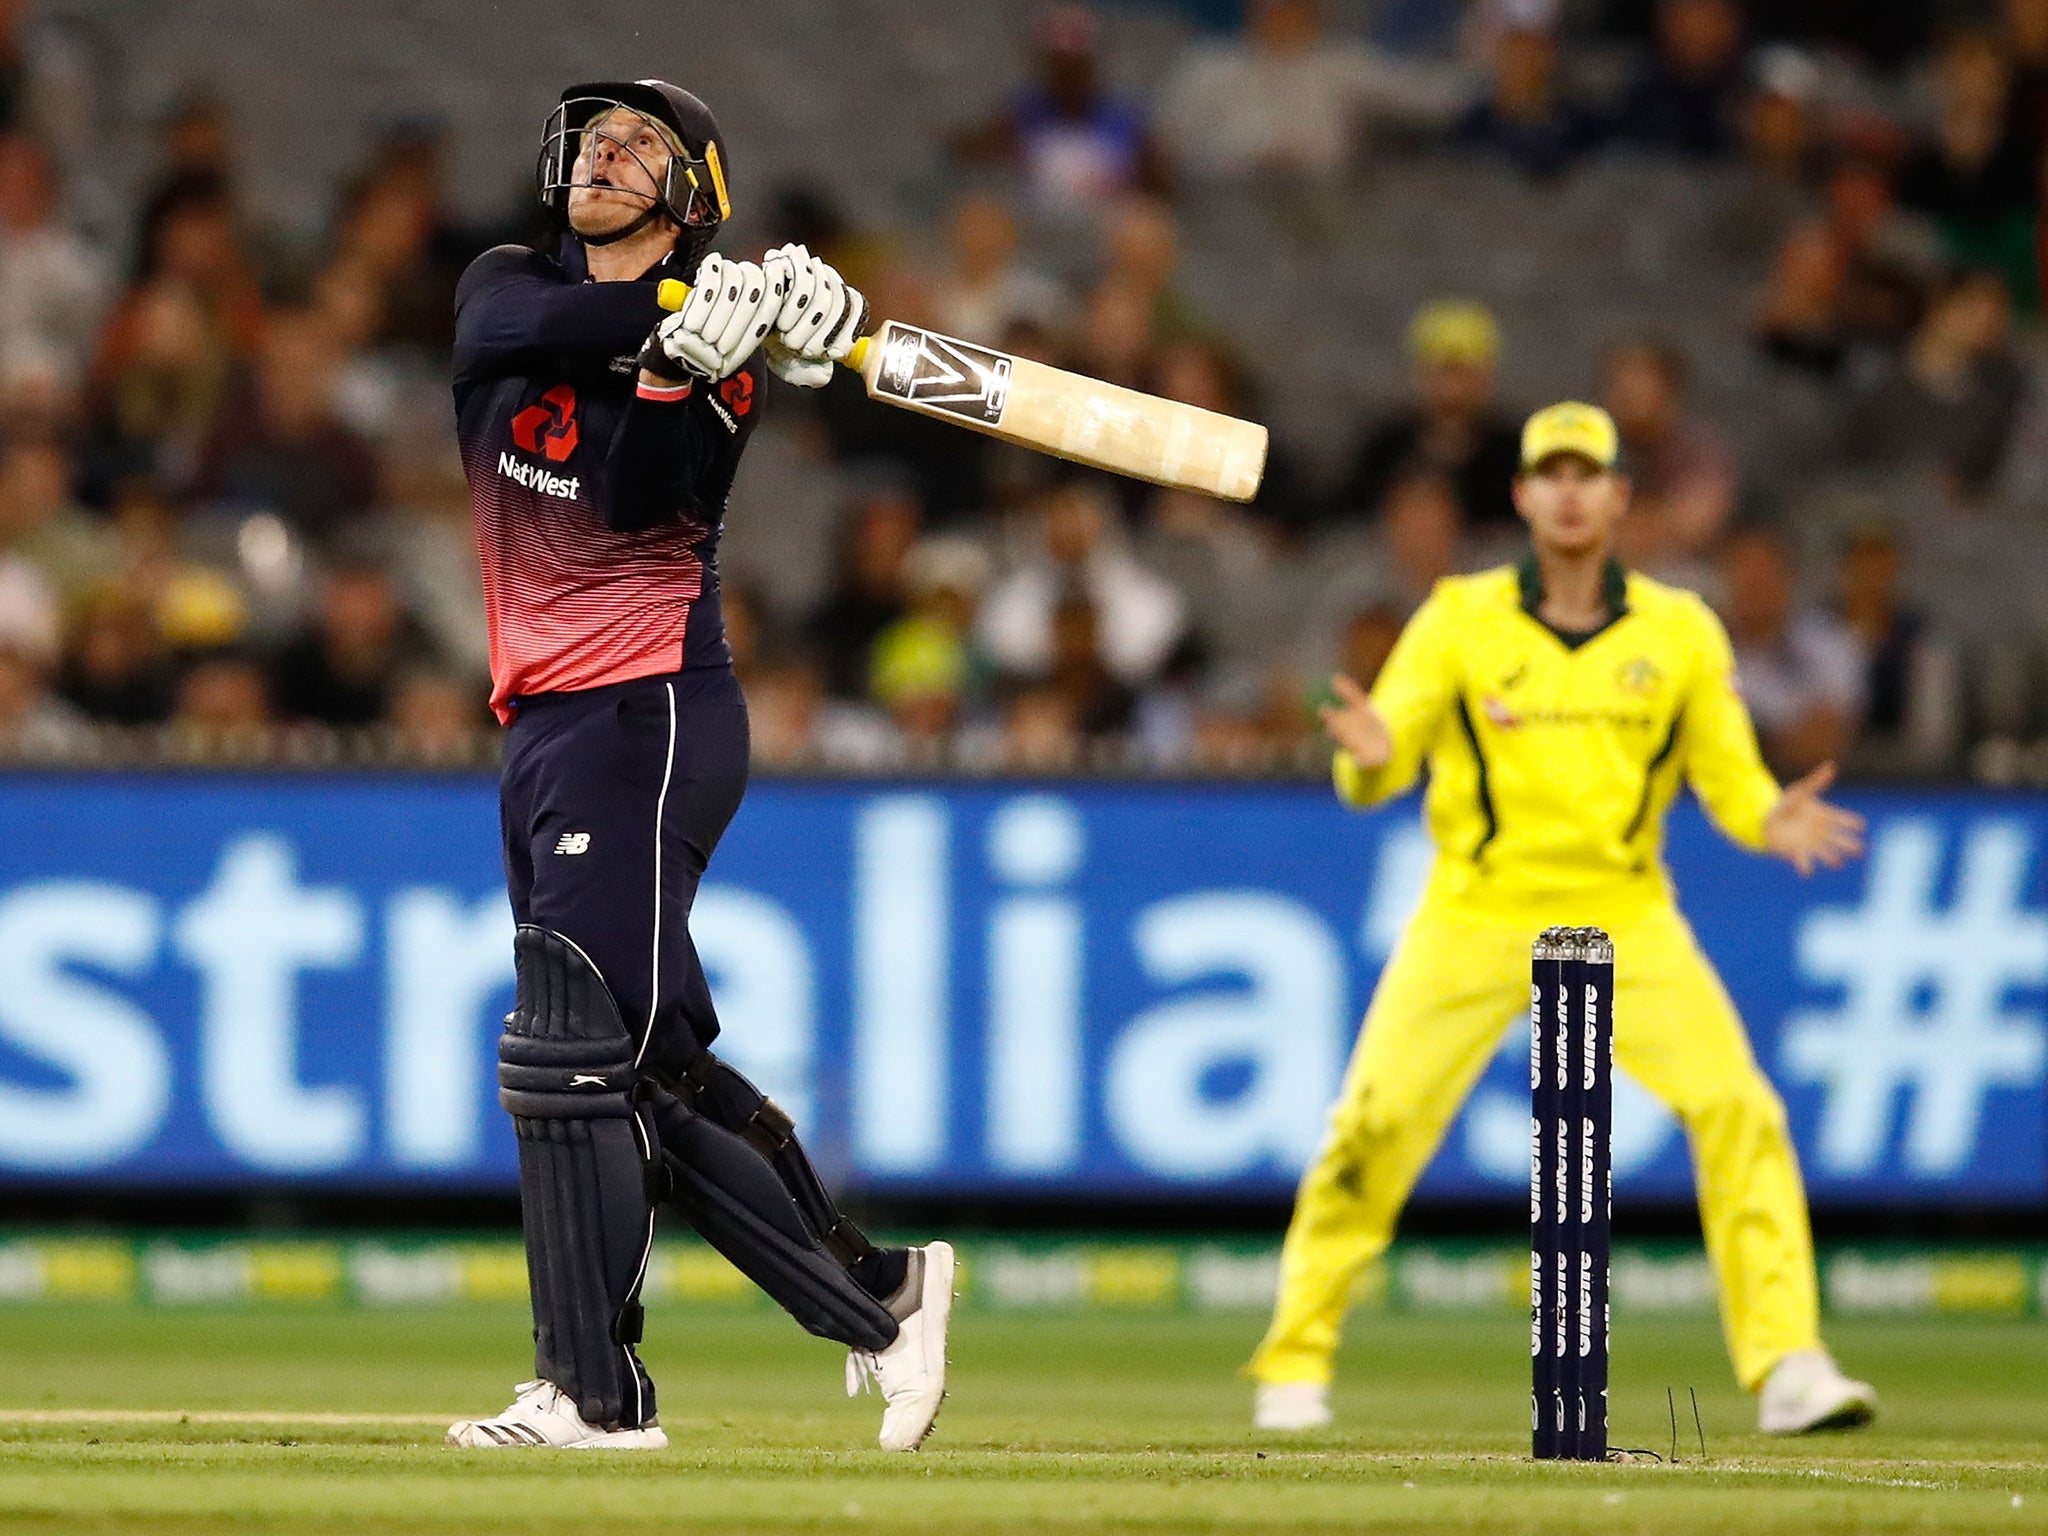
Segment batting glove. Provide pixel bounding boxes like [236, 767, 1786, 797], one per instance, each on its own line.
[638, 253, 786, 384]
[760, 242, 868, 388]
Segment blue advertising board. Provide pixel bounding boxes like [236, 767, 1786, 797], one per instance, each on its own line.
[1, 774, 2042, 1205]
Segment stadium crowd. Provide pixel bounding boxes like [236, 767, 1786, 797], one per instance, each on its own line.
[0, 0, 2044, 777]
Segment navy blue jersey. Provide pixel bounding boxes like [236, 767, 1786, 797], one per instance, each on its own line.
[451, 239, 762, 721]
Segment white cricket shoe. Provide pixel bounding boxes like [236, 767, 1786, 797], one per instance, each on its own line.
[1254, 1381, 1333, 1431]
[846, 1241, 955, 1451]
[447, 1379, 668, 1449]
[1757, 1349, 1877, 1434]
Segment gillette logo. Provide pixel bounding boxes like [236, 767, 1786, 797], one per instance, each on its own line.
[498, 451, 582, 501]
[1579, 1119, 1596, 1222]
[1578, 1255, 1594, 1356]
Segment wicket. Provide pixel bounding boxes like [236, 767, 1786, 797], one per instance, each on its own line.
[1531, 926, 1614, 1461]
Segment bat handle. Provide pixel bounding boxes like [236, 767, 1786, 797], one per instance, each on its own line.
[654, 278, 875, 373]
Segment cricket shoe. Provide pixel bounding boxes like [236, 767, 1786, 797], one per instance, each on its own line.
[447, 1379, 668, 1449]
[1253, 1381, 1333, 1431]
[847, 1241, 955, 1451]
[1757, 1349, 1877, 1434]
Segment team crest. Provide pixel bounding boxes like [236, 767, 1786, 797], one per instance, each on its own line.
[1614, 657, 1662, 696]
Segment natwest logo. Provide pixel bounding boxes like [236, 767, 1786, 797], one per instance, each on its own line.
[497, 452, 581, 501]
[509, 384, 579, 462]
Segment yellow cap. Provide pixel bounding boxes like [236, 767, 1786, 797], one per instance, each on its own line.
[1520, 401, 1620, 471]
[1409, 300, 1499, 366]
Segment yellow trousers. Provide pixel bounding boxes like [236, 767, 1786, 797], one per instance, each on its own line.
[1249, 893, 1820, 1393]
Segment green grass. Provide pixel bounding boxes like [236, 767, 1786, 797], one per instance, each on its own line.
[0, 1304, 2041, 1532]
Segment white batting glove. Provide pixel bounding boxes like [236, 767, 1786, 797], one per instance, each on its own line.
[760, 242, 868, 388]
[649, 253, 786, 381]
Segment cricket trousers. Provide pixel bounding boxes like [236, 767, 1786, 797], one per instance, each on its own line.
[499, 666, 748, 1084]
[1249, 892, 1822, 1394]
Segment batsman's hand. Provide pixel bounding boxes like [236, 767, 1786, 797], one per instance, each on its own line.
[1320, 673, 1394, 769]
[1764, 761, 1866, 876]
[760, 242, 867, 388]
[639, 253, 785, 383]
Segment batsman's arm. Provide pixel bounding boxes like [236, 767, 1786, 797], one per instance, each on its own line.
[1676, 597, 1780, 851]
[1331, 583, 1462, 809]
[453, 246, 661, 384]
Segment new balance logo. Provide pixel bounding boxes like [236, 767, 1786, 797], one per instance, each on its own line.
[569, 1073, 610, 1089]
[554, 832, 591, 855]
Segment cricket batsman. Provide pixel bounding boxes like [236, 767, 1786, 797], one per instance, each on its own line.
[443, 81, 951, 1452]
[1249, 403, 1877, 1437]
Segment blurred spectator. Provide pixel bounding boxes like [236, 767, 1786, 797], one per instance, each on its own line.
[806, 487, 921, 701]
[869, 537, 991, 745]
[1157, 0, 1468, 184]
[1100, 196, 1204, 345]
[745, 657, 825, 766]
[332, 154, 457, 354]
[1340, 299, 1520, 530]
[1899, 30, 2036, 305]
[1613, 0, 1749, 159]
[1755, 156, 1944, 375]
[1600, 340, 1738, 578]
[1718, 524, 1863, 779]
[57, 588, 172, 724]
[1743, 47, 1823, 186]
[384, 666, 487, 761]
[155, 93, 235, 188]
[1832, 521, 1961, 775]
[0, 0, 23, 137]
[1043, 592, 1137, 737]
[381, 447, 486, 675]
[980, 477, 1185, 685]
[952, 5, 1168, 215]
[1837, 269, 2026, 504]
[0, 132, 108, 396]
[170, 647, 272, 731]
[199, 304, 380, 543]
[104, 477, 249, 655]
[2005, 0, 2048, 155]
[269, 560, 420, 726]
[1298, 469, 1463, 681]
[1000, 684, 1083, 769]
[0, 434, 114, 604]
[930, 189, 1067, 343]
[86, 172, 261, 491]
[0, 638, 83, 755]
[1336, 603, 1405, 691]
[1452, 3, 1605, 179]
[0, 544, 58, 669]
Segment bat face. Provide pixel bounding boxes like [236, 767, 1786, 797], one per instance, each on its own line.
[872, 324, 1013, 424]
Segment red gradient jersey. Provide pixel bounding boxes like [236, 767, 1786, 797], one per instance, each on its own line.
[452, 244, 761, 722]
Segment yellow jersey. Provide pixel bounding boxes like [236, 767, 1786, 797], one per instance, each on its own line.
[1335, 559, 1782, 912]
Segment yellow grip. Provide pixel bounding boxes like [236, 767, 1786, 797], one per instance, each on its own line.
[653, 278, 871, 372]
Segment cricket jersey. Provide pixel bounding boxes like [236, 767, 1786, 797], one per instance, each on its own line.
[1335, 559, 1782, 910]
[452, 239, 762, 723]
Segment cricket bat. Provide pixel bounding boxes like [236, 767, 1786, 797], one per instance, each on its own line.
[656, 278, 1267, 503]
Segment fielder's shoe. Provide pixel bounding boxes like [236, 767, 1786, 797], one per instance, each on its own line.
[1254, 1381, 1333, 1431]
[447, 1379, 668, 1449]
[847, 1241, 955, 1451]
[1757, 1349, 1877, 1434]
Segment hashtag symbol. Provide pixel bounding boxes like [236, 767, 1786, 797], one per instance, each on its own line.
[1782, 820, 2048, 1176]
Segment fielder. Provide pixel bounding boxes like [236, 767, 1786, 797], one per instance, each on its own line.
[1250, 403, 1876, 1437]
[444, 81, 951, 1452]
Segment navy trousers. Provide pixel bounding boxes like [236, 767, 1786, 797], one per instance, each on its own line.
[499, 667, 748, 1080]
